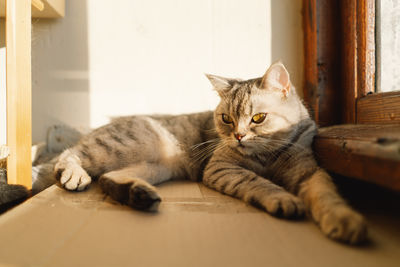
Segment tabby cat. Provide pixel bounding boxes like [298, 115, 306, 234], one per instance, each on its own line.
[55, 62, 367, 244]
[0, 168, 30, 212]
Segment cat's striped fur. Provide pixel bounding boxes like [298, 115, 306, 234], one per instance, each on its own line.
[55, 62, 367, 244]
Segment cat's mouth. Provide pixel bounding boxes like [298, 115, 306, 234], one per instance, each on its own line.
[232, 141, 252, 154]
[237, 142, 245, 148]
[225, 138, 253, 154]
[230, 139, 246, 148]
[227, 139, 246, 148]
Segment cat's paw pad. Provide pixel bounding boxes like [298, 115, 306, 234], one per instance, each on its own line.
[128, 183, 161, 212]
[260, 193, 305, 218]
[320, 206, 367, 245]
[57, 164, 92, 191]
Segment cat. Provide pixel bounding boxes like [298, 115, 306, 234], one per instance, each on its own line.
[0, 168, 30, 213]
[0, 124, 81, 213]
[0, 147, 29, 212]
[54, 62, 367, 244]
[0, 156, 56, 213]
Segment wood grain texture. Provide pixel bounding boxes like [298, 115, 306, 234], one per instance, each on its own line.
[302, 0, 341, 126]
[6, 0, 32, 189]
[340, 0, 357, 124]
[302, 0, 318, 121]
[303, 0, 379, 125]
[316, 0, 341, 126]
[356, 0, 375, 98]
[357, 91, 400, 124]
[314, 125, 400, 191]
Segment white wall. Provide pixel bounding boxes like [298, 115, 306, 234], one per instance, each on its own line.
[1, 0, 303, 143]
[87, 0, 271, 128]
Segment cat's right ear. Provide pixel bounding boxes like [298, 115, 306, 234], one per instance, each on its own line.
[260, 61, 291, 97]
[205, 74, 233, 97]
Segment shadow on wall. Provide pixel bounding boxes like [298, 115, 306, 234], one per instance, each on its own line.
[32, 0, 89, 143]
[271, 0, 304, 98]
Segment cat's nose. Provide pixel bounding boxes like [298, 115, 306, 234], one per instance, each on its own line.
[234, 133, 246, 142]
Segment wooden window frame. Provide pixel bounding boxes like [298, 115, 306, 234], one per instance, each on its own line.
[302, 0, 400, 191]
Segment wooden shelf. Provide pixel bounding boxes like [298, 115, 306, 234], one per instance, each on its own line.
[0, 0, 65, 18]
[2, 0, 64, 188]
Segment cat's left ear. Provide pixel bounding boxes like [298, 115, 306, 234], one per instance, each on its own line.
[260, 61, 290, 97]
[205, 74, 231, 88]
[205, 74, 234, 97]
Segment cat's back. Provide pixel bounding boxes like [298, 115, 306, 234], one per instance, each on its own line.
[83, 111, 214, 144]
[149, 111, 216, 147]
[74, 111, 215, 177]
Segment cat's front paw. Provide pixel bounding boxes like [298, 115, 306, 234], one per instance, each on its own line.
[55, 163, 92, 191]
[256, 193, 305, 219]
[320, 206, 367, 245]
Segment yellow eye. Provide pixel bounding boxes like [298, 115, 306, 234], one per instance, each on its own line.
[222, 114, 233, 124]
[251, 113, 267, 124]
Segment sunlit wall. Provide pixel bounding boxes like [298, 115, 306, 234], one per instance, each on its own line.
[0, 0, 303, 143]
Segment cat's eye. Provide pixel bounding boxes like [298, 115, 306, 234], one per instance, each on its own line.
[222, 114, 233, 124]
[251, 113, 267, 124]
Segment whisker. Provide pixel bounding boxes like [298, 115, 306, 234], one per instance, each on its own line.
[190, 138, 220, 150]
[189, 139, 223, 166]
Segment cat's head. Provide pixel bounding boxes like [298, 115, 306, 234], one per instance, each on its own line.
[206, 62, 311, 155]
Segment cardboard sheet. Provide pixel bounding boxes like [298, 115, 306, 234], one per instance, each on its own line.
[0, 181, 399, 267]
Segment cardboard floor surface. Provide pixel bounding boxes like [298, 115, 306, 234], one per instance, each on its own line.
[0, 181, 399, 267]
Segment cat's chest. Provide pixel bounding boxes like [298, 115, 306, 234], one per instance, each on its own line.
[239, 153, 287, 180]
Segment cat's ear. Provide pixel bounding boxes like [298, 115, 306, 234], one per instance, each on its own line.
[205, 74, 233, 96]
[260, 61, 290, 97]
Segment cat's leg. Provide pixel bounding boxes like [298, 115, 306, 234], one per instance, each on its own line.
[54, 149, 92, 191]
[203, 159, 305, 218]
[298, 168, 367, 244]
[99, 162, 173, 211]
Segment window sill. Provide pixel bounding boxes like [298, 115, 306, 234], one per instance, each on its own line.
[313, 124, 400, 191]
